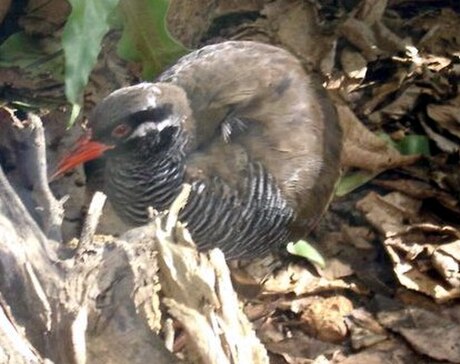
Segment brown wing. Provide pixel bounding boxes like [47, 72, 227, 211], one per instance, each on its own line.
[158, 41, 342, 233]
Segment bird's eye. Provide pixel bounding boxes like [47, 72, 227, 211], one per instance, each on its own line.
[111, 123, 131, 138]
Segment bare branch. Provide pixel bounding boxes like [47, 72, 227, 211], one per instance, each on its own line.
[77, 191, 107, 254]
[0, 109, 64, 241]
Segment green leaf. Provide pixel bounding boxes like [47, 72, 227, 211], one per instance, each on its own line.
[62, 0, 119, 120]
[375, 131, 398, 149]
[335, 170, 379, 197]
[117, 0, 188, 79]
[377, 132, 430, 156]
[0, 32, 63, 78]
[0, 32, 45, 67]
[396, 134, 430, 156]
[334, 133, 429, 197]
[286, 240, 326, 268]
[68, 103, 82, 127]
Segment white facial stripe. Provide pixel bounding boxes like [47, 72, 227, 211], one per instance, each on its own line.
[128, 116, 180, 139]
[156, 118, 174, 132]
[129, 121, 158, 139]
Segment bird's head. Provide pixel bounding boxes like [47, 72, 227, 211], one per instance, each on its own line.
[53, 83, 191, 178]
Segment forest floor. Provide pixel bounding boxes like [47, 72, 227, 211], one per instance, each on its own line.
[1, 0, 460, 363]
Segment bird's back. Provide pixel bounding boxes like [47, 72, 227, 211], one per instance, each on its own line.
[157, 41, 342, 242]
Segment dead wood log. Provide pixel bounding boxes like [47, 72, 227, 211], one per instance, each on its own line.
[0, 111, 179, 363]
[0, 110, 268, 364]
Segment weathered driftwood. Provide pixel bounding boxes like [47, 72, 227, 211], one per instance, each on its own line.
[0, 112, 268, 364]
[0, 115, 179, 363]
[1, 110, 64, 242]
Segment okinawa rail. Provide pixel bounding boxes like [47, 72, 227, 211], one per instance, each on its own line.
[55, 41, 342, 259]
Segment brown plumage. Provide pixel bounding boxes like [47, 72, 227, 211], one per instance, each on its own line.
[56, 41, 342, 259]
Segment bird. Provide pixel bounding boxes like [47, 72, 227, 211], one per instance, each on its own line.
[54, 41, 342, 259]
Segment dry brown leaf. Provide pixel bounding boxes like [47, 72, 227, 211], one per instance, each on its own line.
[384, 225, 460, 302]
[238, 249, 364, 297]
[430, 168, 460, 202]
[19, 0, 70, 35]
[167, 0, 216, 46]
[373, 178, 460, 216]
[315, 238, 371, 283]
[377, 305, 460, 363]
[446, 304, 460, 326]
[320, 258, 355, 280]
[299, 296, 354, 343]
[356, 191, 421, 236]
[427, 94, 460, 140]
[394, 289, 442, 311]
[357, 191, 460, 301]
[372, 21, 408, 53]
[362, 75, 404, 116]
[411, 8, 460, 56]
[257, 318, 285, 344]
[338, 105, 419, 171]
[379, 84, 422, 119]
[314, 227, 378, 282]
[262, 0, 335, 69]
[266, 336, 340, 363]
[423, 54, 452, 72]
[243, 301, 276, 323]
[214, 0, 264, 15]
[341, 225, 375, 250]
[432, 250, 460, 287]
[433, 240, 460, 287]
[437, 240, 460, 261]
[314, 232, 358, 280]
[340, 48, 367, 79]
[261, 263, 360, 296]
[339, 18, 381, 61]
[355, 0, 387, 25]
[384, 238, 460, 302]
[335, 339, 417, 364]
[346, 308, 388, 350]
[400, 223, 460, 240]
[0, 67, 59, 94]
[420, 114, 460, 153]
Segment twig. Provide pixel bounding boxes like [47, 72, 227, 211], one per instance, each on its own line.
[166, 183, 191, 233]
[163, 318, 175, 352]
[77, 191, 107, 255]
[6, 111, 64, 241]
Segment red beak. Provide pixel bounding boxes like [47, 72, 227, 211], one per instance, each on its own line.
[51, 131, 113, 180]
